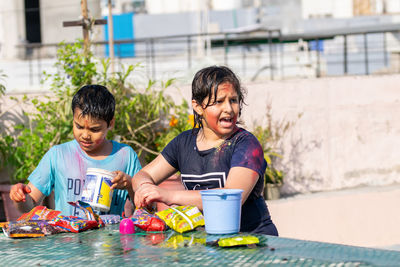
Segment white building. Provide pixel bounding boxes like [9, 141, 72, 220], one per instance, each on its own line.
[2, 0, 400, 60]
[106, 0, 400, 17]
[0, 0, 102, 60]
[1, 0, 400, 91]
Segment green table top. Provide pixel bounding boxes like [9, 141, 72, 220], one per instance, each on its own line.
[1, 225, 399, 266]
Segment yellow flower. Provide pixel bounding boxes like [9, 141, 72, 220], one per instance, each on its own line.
[187, 114, 194, 127]
[169, 115, 178, 127]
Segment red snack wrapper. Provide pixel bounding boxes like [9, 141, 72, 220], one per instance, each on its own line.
[49, 215, 100, 233]
[130, 208, 166, 232]
[17, 206, 61, 222]
[48, 201, 105, 233]
[143, 217, 167, 232]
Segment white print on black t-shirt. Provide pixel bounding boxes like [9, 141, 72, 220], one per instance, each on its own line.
[181, 172, 226, 190]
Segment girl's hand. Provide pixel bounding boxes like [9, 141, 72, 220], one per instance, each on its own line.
[111, 171, 132, 190]
[10, 183, 31, 202]
[134, 183, 171, 208]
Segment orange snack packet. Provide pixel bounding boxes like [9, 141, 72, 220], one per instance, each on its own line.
[17, 206, 61, 222]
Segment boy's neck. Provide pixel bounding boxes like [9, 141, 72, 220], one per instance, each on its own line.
[82, 139, 113, 160]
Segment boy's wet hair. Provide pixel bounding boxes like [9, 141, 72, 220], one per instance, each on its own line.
[191, 65, 246, 129]
[72, 85, 115, 126]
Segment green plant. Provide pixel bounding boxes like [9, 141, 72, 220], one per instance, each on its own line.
[253, 104, 299, 185]
[154, 100, 193, 152]
[253, 125, 284, 185]
[0, 70, 6, 95]
[0, 70, 9, 170]
[109, 69, 179, 163]
[3, 40, 186, 184]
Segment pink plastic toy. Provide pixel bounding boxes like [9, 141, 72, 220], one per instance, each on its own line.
[119, 218, 135, 234]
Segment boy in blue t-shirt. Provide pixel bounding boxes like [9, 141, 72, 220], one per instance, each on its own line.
[10, 85, 141, 217]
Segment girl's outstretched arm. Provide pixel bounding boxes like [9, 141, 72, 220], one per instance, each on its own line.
[132, 157, 259, 209]
[137, 166, 259, 210]
[224, 166, 259, 204]
[132, 154, 204, 209]
[135, 183, 203, 209]
[132, 154, 176, 190]
[132, 154, 176, 208]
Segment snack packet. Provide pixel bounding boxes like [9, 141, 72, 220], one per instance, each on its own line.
[67, 201, 100, 222]
[100, 214, 121, 225]
[207, 236, 260, 248]
[130, 208, 166, 232]
[35, 220, 63, 235]
[17, 206, 61, 222]
[48, 201, 105, 233]
[49, 215, 100, 233]
[156, 206, 204, 233]
[2, 221, 45, 238]
[2, 220, 62, 238]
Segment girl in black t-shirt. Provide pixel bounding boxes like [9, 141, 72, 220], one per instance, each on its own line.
[132, 66, 278, 235]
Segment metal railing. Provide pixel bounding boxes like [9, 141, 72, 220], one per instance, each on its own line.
[15, 25, 400, 86]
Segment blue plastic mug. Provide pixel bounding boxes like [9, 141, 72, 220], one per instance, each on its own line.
[200, 189, 243, 234]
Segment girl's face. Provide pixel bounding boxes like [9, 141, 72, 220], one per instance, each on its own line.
[72, 108, 114, 156]
[194, 82, 239, 140]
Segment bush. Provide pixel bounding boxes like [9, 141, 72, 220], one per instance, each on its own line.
[3, 41, 188, 184]
[253, 104, 300, 185]
[0, 70, 9, 170]
[154, 100, 193, 152]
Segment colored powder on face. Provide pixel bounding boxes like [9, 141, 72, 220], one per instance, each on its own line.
[95, 137, 105, 145]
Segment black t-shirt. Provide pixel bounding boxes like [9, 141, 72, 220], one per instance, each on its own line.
[161, 127, 278, 235]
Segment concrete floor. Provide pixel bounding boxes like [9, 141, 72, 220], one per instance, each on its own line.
[267, 183, 400, 250]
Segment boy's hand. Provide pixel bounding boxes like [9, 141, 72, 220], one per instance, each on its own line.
[9, 183, 32, 202]
[111, 171, 136, 208]
[111, 171, 132, 190]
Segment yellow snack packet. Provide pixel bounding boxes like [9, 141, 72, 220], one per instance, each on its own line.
[156, 206, 205, 233]
[218, 236, 260, 247]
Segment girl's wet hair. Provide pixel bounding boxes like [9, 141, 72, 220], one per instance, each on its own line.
[72, 85, 115, 126]
[191, 65, 246, 129]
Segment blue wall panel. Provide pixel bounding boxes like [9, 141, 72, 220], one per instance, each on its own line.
[104, 13, 134, 58]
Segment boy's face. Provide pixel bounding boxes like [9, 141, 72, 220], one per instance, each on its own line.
[72, 108, 114, 156]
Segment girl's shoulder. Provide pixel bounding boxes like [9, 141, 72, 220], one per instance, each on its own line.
[175, 128, 199, 141]
[229, 127, 258, 142]
[181, 128, 199, 136]
[227, 128, 263, 151]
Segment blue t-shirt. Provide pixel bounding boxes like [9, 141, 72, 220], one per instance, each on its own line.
[161, 128, 278, 235]
[28, 139, 142, 217]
